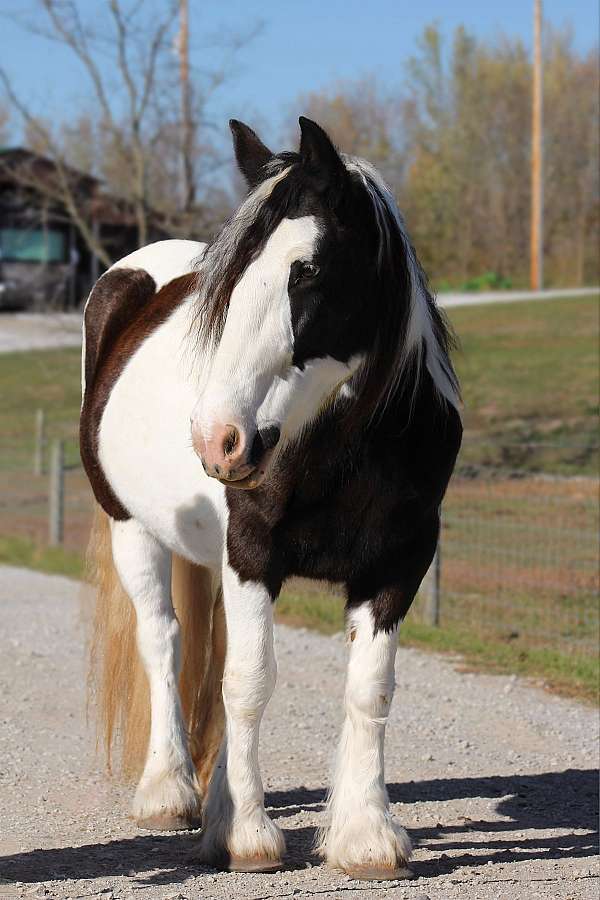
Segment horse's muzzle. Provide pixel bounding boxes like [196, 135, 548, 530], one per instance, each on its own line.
[192, 421, 280, 490]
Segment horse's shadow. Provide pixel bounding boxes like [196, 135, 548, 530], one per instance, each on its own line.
[0, 769, 597, 886]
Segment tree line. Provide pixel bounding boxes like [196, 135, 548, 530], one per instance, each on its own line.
[1, 6, 598, 288]
[292, 24, 599, 289]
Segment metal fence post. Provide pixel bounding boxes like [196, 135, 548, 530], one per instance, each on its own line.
[49, 440, 64, 546]
[426, 539, 441, 627]
[34, 409, 46, 476]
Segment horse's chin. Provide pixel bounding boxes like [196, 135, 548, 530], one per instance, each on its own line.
[219, 448, 275, 491]
[222, 469, 267, 491]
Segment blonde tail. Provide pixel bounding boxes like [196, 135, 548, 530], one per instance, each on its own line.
[86, 504, 225, 787]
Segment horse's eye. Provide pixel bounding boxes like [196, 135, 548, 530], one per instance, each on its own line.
[294, 262, 320, 285]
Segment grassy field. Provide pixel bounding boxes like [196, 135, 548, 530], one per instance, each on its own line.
[0, 295, 598, 701]
[450, 296, 599, 474]
[0, 344, 81, 471]
[0, 295, 597, 473]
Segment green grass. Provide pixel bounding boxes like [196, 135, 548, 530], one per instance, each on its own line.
[0, 296, 598, 702]
[0, 535, 84, 579]
[0, 346, 82, 470]
[447, 295, 599, 475]
[278, 586, 599, 705]
[0, 296, 597, 475]
[438, 477, 598, 655]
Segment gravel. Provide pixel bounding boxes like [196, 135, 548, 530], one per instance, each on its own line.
[0, 565, 598, 899]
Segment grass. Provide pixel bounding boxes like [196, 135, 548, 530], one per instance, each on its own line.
[0, 295, 598, 702]
[0, 534, 84, 579]
[447, 295, 599, 475]
[0, 345, 82, 470]
[277, 586, 599, 705]
[0, 295, 597, 474]
[438, 475, 598, 656]
[0, 533, 593, 701]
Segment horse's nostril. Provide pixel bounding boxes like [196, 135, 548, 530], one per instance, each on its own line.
[222, 425, 239, 457]
[259, 425, 281, 452]
[249, 425, 280, 467]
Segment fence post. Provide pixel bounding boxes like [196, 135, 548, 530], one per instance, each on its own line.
[425, 538, 442, 627]
[34, 409, 46, 476]
[49, 440, 65, 546]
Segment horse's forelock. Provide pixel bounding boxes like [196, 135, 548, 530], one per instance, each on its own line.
[194, 163, 295, 349]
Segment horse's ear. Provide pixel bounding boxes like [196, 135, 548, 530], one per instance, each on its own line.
[230, 120, 274, 188]
[298, 116, 347, 187]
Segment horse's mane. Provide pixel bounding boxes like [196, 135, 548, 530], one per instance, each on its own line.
[343, 157, 460, 415]
[194, 153, 460, 420]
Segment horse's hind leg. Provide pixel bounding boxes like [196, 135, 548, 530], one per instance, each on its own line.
[110, 518, 201, 830]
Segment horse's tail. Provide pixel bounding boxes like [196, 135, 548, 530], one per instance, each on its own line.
[85, 503, 225, 791]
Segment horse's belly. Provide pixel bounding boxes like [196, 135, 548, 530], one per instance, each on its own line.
[98, 302, 227, 567]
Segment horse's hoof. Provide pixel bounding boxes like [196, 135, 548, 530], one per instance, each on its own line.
[344, 864, 415, 881]
[135, 813, 201, 832]
[228, 856, 284, 873]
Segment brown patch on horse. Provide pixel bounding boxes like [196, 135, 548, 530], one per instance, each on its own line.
[80, 268, 198, 520]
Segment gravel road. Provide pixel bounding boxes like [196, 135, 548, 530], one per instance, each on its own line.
[0, 314, 82, 354]
[0, 566, 597, 900]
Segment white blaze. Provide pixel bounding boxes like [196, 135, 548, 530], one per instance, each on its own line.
[191, 215, 363, 449]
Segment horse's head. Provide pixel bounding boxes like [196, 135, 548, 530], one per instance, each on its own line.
[191, 117, 457, 489]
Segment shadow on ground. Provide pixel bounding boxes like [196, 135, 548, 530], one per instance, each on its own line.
[0, 769, 597, 886]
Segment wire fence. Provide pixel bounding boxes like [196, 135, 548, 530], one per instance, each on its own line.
[413, 470, 599, 657]
[0, 413, 598, 661]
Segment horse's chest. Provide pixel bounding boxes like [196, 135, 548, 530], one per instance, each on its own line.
[275, 471, 401, 582]
[226, 436, 420, 592]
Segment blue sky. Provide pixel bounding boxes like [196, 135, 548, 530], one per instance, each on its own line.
[1, 0, 597, 149]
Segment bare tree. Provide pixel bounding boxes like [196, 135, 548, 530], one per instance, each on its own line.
[288, 23, 599, 288]
[1, 1, 182, 261]
[0, 99, 10, 145]
[0, 0, 259, 266]
[284, 77, 407, 190]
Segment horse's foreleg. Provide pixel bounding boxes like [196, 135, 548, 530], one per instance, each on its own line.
[199, 560, 284, 871]
[110, 518, 201, 830]
[318, 601, 412, 880]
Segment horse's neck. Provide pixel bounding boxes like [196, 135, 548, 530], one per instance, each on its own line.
[285, 369, 460, 507]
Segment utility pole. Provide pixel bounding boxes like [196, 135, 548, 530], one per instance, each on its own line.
[530, 0, 544, 290]
[179, 0, 195, 214]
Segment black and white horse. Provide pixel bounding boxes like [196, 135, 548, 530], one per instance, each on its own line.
[81, 117, 462, 880]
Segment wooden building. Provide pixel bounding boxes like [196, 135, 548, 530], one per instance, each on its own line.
[0, 148, 162, 309]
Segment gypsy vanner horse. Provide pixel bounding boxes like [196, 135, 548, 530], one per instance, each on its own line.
[80, 117, 462, 880]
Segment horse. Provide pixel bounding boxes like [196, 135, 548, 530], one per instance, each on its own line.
[80, 116, 462, 880]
